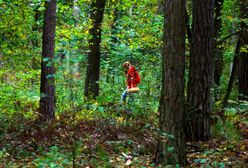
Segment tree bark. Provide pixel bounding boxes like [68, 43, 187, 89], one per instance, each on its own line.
[155, 0, 187, 166]
[213, 0, 224, 87]
[238, 31, 248, 100]
[186, 0, 214, 141]
[40, 0, 56, 120]
[84, 0, 106, 99]
[238, 0, 248, 100]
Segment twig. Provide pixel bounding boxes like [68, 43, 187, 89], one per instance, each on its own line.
[216, 31, 242, 46]
[186, 149, 204, 154]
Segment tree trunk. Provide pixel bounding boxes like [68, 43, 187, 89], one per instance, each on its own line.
[223, 37, 241, 107]
[155, 0, 187, 166]
[40, 0, 56, 120]
[238, 31, 248, 100]
[238, 1, 248, 100]
[213, 0, 224, 88]
[84, 0, 106, 99]
[186, 0, 214, 141]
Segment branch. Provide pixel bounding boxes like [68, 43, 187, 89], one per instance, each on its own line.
[216, 31, 242, 46]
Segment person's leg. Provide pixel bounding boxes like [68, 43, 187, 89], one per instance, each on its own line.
[120, 88, 128, 104]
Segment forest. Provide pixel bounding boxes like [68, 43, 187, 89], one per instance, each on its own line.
[0, 0, 247, 167]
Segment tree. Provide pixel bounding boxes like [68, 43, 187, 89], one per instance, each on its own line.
[84, 0, 106, 99]
[155, 0, 187, 166]
[213, 0, 224, 88]
[223, 36, 241, 107]
[223, 0, 247, 106]
[186, 0, 214, 141]
[40, 0, 57, 120]
[238, 0, 248, 100]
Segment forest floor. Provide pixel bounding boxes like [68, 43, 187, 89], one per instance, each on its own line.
[0, 110, 247, 167]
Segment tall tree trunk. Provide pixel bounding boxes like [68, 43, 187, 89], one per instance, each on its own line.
[40, 0, 56, 120]
[155, 0, 187, 166]
[186, 0, 214, 141]
[213, 0, 224, 88]
[84, 0, 106, 99]
[238, 0, 248, 100]
[223, 37, 241, 107]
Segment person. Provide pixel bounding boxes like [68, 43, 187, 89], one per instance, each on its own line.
[120, 61, 140, 103]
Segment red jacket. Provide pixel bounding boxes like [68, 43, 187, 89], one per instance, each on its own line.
[126, 65, 140, 88]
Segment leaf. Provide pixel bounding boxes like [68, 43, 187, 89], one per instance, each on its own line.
[168, 134, 175, 139]
[98, 106, 104, 113]
[194, 158, 208, 164]
[43, 57, 50, 62]
[167, 147, 174, 152]
[200, 159, 208, 164]
[218, 162, 225, 168]
[227, 16, 233, 20]
[144, 123, 151, 128]
[46, 74, 55, 79]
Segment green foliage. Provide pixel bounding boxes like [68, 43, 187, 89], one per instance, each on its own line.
[33, 146, 71, 167]
[0, 0, 247, 167]
[213, 118, 241, 141]
[194, 157, 225, 168]
[0, 70, 40, 118]
[0, 0, 162, 118]
[212, 106, 242, 141]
